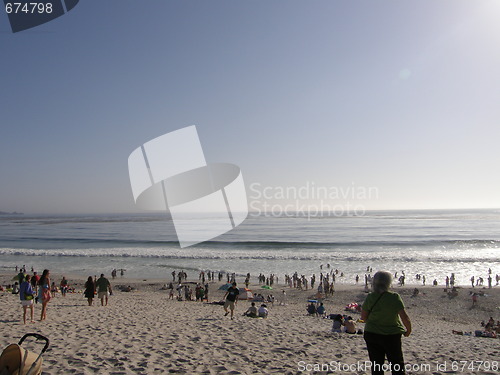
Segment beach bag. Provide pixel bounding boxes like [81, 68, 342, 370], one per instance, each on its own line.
[22, 283, 34, 301]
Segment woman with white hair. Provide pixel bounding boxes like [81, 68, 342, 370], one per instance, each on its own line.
[361, 271, 411, 375]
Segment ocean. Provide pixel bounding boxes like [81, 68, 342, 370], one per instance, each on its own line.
[0, 209, 499, 286]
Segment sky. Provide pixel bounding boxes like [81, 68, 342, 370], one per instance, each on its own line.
[1, 0, 500, 214]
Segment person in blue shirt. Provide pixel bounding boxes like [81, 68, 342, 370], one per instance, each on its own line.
[20, 274, 35, 324]
[317, 302, 326, 316]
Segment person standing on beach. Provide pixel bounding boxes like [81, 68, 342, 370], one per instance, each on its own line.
[20, 274, 35, 324]
[31, 272, 40, 296]
[95, 274, 112, 306]
[204, 283, 209, 301]
[361, 271, 411, 375]
[38, 269, 51, 321]
[223, 282, 239, 320]
[60, 276, 69, 297]
[17, 269, 25, 284]
[471, 292, 478, 306]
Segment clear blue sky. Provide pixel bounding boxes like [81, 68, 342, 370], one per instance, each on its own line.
[1, 0, 499, 214]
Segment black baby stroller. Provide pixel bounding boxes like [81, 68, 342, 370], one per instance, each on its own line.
[0, 334, 49, 375]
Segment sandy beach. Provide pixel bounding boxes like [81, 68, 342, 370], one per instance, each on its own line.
[0, 272, 499, 375]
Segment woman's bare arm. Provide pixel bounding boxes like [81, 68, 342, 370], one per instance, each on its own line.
[398, 309, 412, 337]
[361, 309, 369, 322]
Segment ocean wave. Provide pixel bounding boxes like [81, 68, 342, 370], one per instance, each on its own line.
[2, 237, 500, 249]
[0, 247, 498, 263]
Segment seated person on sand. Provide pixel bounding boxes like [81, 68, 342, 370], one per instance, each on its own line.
[51, 282, 59, 294]
[484, 317, 495, 330]
[258, 304, 269, 318]
[448, 287, 458, 298]
[243, 302, 258, 318]
[412, 288, 419, 297]
[484, 318, 500, 335]
[343, 317, 357, 334]
[316, 303, 326, 317]
[307, 303, 317, 316]
[331, 314, 343, 333]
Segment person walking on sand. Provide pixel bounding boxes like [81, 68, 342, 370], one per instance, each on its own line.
[223, 282, 239, 320]
[361, 271, 411, 375]
[20, 274, 35, 324]
[38, 269, 51, 321]
[96, 274, 112, 306]
[84, 276, 96, 306]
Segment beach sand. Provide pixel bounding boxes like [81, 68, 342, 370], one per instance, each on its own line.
[1, 272, 499, 375]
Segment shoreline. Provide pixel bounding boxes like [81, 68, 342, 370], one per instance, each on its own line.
[2, 269, 499, 292]
[2, 264, 497, 289]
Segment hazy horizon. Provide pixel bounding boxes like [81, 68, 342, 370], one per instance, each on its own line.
[1, 207, 499, 217]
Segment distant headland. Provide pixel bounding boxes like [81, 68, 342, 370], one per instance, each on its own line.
[0, 211, 23, 215]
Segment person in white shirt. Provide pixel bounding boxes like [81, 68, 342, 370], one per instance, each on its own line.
[258, 304, 269, 318]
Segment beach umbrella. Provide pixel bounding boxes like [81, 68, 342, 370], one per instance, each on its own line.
[218, 283, 232, 291]
[261, 285, 272, 290]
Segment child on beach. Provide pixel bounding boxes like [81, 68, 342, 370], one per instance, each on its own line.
[60, 276, 69, 296]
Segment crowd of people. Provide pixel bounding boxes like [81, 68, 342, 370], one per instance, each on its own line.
[3, 262, 498, 375]
[8, 266, 114, 324]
